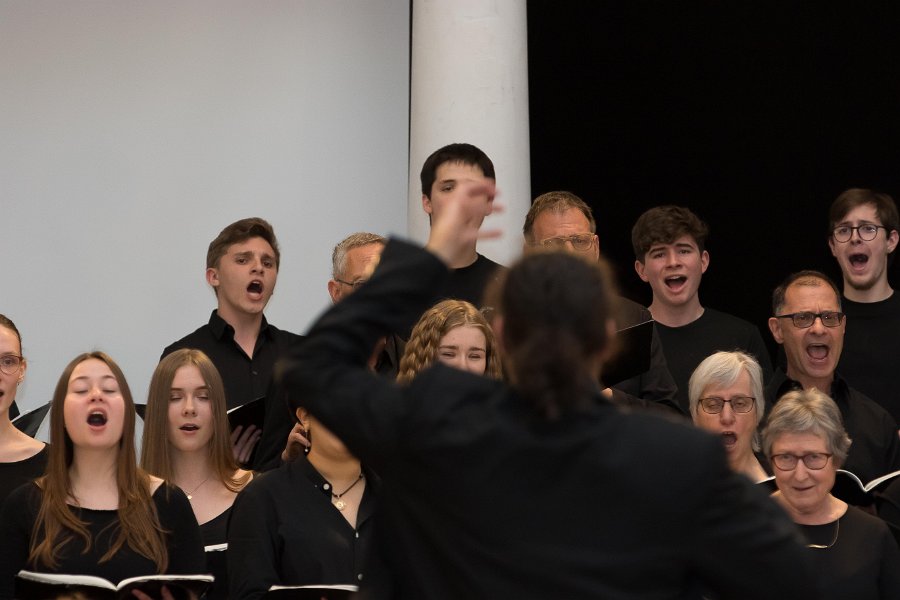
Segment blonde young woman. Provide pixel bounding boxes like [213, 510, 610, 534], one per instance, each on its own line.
[397, 299, 503, 383]
[0, 314, 47, 506]
[141, 349, 252, 600]
[0, 352, 205, 600]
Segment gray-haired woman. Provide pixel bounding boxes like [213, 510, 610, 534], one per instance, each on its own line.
[763, 388, 900, 600]
[689, 351, 767, 482]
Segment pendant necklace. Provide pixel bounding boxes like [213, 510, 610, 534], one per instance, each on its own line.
[330, 472, 364, 511]
[185, 476, 210, 501]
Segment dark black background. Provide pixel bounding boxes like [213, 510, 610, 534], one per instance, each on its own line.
[527, 1, 900, 357]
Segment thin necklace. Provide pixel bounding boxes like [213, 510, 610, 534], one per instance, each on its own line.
[185, 476, 211, 501]
[807, 518, 840, 549]
[330, 472, 364, 511]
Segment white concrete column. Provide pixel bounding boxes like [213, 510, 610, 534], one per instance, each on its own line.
[408, 0, 530, 266]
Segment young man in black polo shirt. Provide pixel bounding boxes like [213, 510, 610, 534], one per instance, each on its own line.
[828, 189, 900, 425]
[162, 217, 302, 466]
[632, 205, 772, 413]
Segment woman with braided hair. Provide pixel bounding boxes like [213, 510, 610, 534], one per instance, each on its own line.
[397, 299, 502, 383]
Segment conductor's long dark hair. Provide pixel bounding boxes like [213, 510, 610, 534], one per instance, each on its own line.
[491, 251, 619, 420]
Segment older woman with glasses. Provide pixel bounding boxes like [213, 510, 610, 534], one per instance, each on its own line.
[689, 351, 768, 483]
[762, 388, 900, 600]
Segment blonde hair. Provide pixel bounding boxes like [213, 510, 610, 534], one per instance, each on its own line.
[397, 300, 502, 383]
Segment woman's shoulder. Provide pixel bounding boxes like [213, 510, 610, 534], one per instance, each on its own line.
[844, 504, 892, 533]
[148, 474, 165, 495]
[0, 434, 46, 464]
[1, 479, 41, 509]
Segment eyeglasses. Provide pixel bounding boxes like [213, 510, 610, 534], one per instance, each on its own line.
[335, 278, 368, 290]
[0, 354, 24, 376]
[699, 396, 756, 414]
[774, 311, 844, 329]
[534, 233, 596, 252]
[770, 452, 833, 471]
[832, 224, 886, 243]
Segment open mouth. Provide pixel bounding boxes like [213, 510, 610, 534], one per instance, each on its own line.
[664, 275, 687, 289]
[247, 280, 264, 295]
[87, 411, 108, 426]
[849, 253, 869, 268]
[721, 432, 737, 448]
[807, 344, 829, 360]
[180, 424, 199, 432]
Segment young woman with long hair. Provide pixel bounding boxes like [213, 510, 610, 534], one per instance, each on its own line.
[0, 351, 205, 599]
[141, 349, 252, 599]
[0, 314, 47, 506]
[397, 299, 502, 383]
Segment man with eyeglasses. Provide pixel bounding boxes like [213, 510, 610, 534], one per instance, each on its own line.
[827, 188, 900, 425]
[522, 191, 680, 414]
[766, 270, 900, 484]
[630, 205, 773, 414]
[419, 143, 505, 307]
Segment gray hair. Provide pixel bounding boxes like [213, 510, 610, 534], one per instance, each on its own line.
[688, 351, 766, 451]
[761, 388, 852, 467]
[331, 232, 386, 278]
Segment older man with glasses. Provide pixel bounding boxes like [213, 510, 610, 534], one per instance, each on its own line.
[766, 269, 900, 488]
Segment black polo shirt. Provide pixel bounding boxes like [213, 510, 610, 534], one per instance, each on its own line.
[162, 310, 303, 411]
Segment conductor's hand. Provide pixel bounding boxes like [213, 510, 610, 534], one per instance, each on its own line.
[425, 177, 499, 266]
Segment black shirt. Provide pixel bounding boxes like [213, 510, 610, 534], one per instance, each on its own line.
[0, 445, 47, 507]
[767, 370, 900, 483]
[440, 253, 504, 307]
[162, 310, 303, 411]
[797, 506, 900, 600]
[200, 508, 231, 600]
[655, 308, 773, 413]
[839, 293, 900, 424]
[0, 482, 205, 599]
[227, 456, 380, 600]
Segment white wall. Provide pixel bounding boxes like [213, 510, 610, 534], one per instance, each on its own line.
[0, 1, 410, 425]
